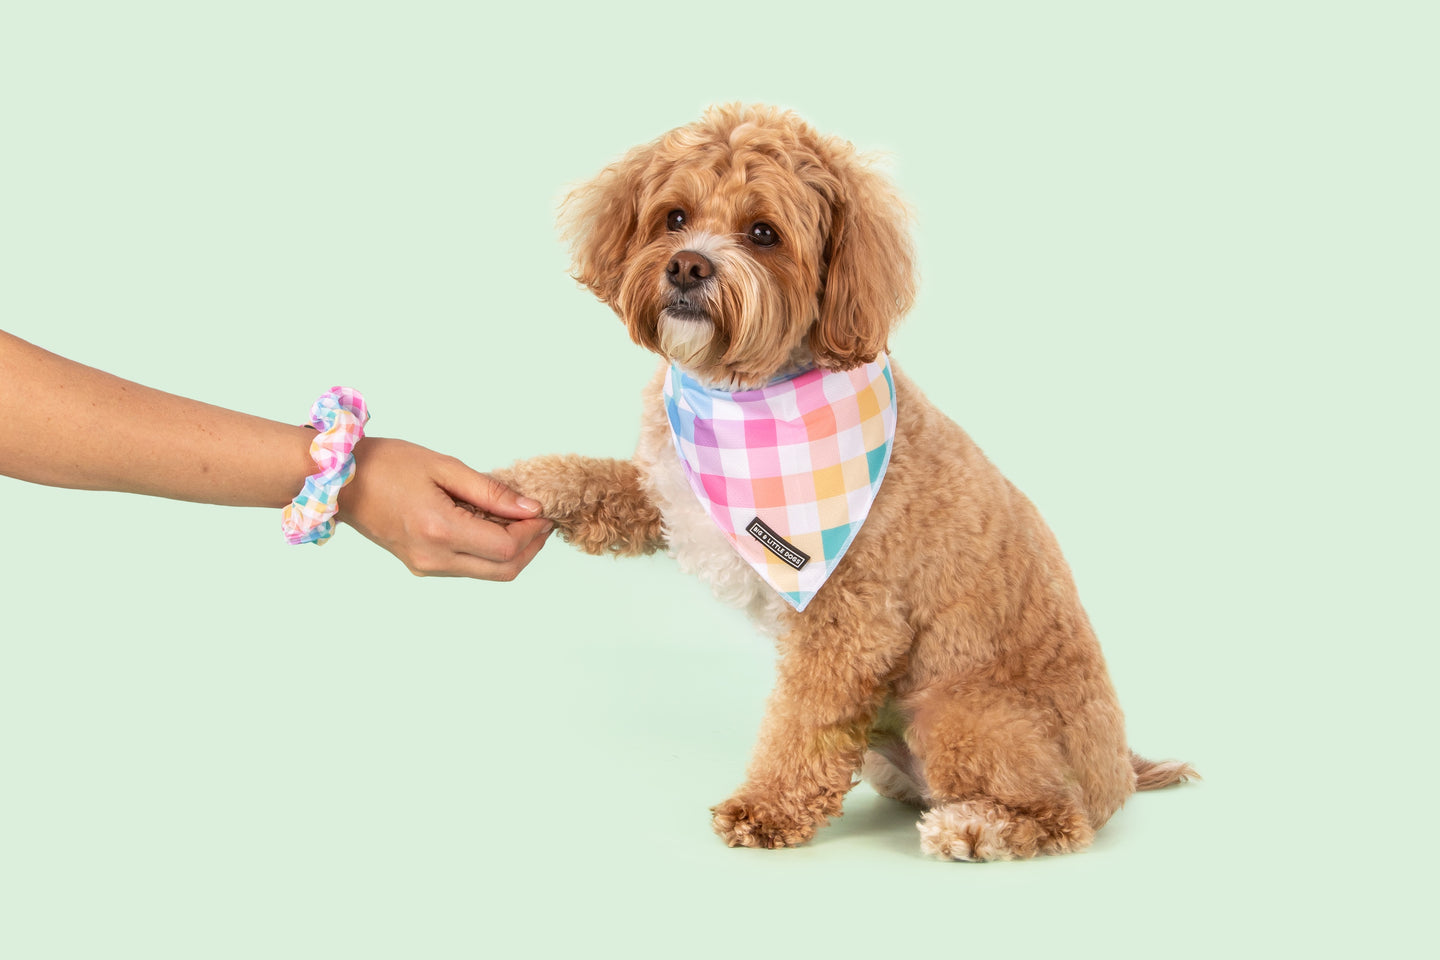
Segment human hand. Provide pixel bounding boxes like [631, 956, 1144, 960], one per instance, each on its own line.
[338, 437, 553, 580]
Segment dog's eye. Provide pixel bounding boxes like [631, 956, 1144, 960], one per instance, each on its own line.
[666, 209, 687, 232]
[748, 222, 779, 247]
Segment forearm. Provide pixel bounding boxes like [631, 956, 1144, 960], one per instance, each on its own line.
[0, 330, 314, 507]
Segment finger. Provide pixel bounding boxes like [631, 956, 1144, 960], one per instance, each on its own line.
[493, 516, 555, 554]
[446, 509, 553, 564]
[429, 519, 553, 581]
[439, 462, 541, 521]
[493, 519, 552, 576]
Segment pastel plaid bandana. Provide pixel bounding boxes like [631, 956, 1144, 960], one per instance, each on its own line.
[282, 387, 370, 545]
[663, 355, 897, 612]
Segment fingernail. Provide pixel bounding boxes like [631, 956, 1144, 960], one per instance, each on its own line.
[517, 496, 542, 513]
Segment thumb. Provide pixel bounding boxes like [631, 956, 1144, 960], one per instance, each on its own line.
[442, 463, 542, 520]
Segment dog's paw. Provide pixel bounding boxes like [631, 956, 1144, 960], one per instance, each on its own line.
[710, 793, 835, 849]
[917, 800, 1021, 861]
[917, 799, 1094, 862]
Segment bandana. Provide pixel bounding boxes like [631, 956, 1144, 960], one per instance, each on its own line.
[663, 355, 897, 612]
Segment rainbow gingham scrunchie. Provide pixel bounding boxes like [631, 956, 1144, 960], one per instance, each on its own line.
[281, 387, 370, 545]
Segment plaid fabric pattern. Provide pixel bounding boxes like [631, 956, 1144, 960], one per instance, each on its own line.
[663, 355, 896, 611]
[282, 386, 369, 545]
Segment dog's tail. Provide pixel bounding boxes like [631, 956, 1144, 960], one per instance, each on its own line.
[1131, 751, 1199, 791]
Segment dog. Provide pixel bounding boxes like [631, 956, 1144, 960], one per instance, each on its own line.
[498, 104, 1193, 860]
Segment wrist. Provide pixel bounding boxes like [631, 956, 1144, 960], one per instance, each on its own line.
[335, 435, 378, 527]
[282, 387, 370, 545]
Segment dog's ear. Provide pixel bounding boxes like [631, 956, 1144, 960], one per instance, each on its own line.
[559, 144, 656, 307]
[810, 152, 916, 370]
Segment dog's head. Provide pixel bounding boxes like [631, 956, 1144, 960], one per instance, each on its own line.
[561, 104, 915, 390]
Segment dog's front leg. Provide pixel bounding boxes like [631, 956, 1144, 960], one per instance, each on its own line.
[495, 455, 664, 557]
[711, 582, 910, 849]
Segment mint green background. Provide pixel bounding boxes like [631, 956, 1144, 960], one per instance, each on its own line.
[2, 3, 1433, 957]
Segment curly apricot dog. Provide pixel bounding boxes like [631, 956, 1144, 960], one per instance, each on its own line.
[499, 104, 1193, 860]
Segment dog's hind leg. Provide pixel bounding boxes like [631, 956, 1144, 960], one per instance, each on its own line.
[862, 741, 927, 807]
[909, 685, 1095, 861]
[861, 696, 928, 806]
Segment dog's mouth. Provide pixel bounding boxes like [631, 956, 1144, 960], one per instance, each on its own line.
[660, 296, 712, 324]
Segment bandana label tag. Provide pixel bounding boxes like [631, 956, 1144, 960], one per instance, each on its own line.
[746, 517, 810, 570]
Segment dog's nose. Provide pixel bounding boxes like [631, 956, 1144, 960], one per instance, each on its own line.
[666, 250, 714, 291]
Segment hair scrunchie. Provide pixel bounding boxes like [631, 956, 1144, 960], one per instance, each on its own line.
[282, 387, 370, 545]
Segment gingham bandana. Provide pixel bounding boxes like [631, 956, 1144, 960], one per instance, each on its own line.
[663, 355, 897, 612]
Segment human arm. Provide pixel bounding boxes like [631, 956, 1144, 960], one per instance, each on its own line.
[0, 329, 551, 579]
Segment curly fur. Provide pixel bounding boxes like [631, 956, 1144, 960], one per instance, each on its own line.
[507, 104, 1194, 860]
